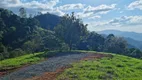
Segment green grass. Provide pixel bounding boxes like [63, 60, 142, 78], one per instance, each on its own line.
[0, 50, 83, 71]
[0, 52, 46, 70]
[57, 53, 142, 80]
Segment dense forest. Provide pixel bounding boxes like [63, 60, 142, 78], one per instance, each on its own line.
[0, 8, 142, 60]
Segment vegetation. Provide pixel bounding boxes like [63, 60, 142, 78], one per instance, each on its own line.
[34, 12, 61, 30]
[57, 53, 142, 80]
[54, 12, 88, 50]
[0, 7, 142, 61]
[0, 52, 45, 71]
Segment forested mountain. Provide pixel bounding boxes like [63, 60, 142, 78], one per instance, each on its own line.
[98, 30, 142, 51]
[0, 8, 62, 60]
[125, 37, 142, 50]
[34, 13, 61, 30]
[0, 8, 142, 60]
[98, 30, 142, 41]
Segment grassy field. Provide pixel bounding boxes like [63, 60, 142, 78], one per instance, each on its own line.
[57, 54, 142, 80]
[0, 52, 46, 71]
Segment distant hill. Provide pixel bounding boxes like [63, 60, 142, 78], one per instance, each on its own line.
[98, 30, 142, 50]
[125, 37, 142, 50]
[98, 30, 142, 41]
[34, 13, 61, 30]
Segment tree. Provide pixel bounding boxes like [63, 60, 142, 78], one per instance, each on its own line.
[19, 7, 27, 18]
[54, 12, 88, 50]
[103, 34, 128, 54]
[128, 48, 142, 58]
[86, 32, 105, 51]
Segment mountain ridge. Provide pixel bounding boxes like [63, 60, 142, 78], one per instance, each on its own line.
[98, 30, 142, 41]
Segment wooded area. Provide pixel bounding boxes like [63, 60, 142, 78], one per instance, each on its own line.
[0, 8, 142, 60]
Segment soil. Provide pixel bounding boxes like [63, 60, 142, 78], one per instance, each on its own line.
[26, 53, 112, 80]
[0, 52, 112, 80]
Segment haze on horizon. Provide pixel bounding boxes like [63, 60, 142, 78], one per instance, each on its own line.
[1, 0, 142, 33]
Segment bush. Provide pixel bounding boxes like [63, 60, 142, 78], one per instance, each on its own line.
[9, 48, 25, 58]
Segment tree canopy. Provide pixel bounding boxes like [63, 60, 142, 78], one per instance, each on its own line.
[0, 8, 142, 60]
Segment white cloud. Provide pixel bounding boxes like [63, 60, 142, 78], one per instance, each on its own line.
[58, 3, 85, 11]
[74, 4, 116, 19]
[76, 12, 94, 18]
[87, 16, 142, 29]
[50, 8, 65, 16]
[0, 0, 64, 16]
[86, 15, 142, 33]
[88, 15, 101, 19]
[109, 16, 142, 25]
[128, 0, 142, 10]
[84, 4, 116, 14]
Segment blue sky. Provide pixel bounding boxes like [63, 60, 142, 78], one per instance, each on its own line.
[0, 0, 142, 33]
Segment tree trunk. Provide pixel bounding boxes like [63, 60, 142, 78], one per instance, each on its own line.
[69, 45, 72, 51]
[69, 40, 72, 51]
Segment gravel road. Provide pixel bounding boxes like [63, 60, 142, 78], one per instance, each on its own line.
[0, 52, 91, 80]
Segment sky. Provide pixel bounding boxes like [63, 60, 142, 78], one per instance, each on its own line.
[0, 0, 142, 33]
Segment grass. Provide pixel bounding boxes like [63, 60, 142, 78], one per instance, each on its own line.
[0, 50, 81, 71]
[57, 53, 142, 80]
[0, 52, 46, 70]
[0, 50, 83, 71]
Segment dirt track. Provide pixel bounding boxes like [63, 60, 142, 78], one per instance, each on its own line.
[0, 52, 111, 80]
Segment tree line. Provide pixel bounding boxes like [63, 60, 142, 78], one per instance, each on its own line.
[0, 8, 142, 60]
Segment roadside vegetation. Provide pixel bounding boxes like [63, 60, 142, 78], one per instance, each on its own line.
[0, 51, 88, 71]
[0, 52, 45, 71]
[57, 53, 142, 80]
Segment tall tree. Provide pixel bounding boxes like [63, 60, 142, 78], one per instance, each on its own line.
[54, 12, 88, 50]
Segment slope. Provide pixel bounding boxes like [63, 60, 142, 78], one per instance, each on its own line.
[98, 30, 142, 41]
[57, 52, 142, 80]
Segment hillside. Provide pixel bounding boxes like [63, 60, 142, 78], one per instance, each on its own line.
[0, 8, 142, 61]
[98, 30, 142, 50]
[98, 30, 142, 41]
[34, 13, 61, 30]
[1, 0, 142, 80]
[57, 52, 142, 80]
[1, 51, 142, 80]
[125, 37, 142, 50]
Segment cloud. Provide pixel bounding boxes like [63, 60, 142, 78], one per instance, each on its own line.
[109, 16, 142, 25]
[58, 3, 85, 11]
[88, 15, 101, 20]
[84, 4, 116, 14]
[74, 4, 116, 19]
[76, 12, 94, 18]
[88, 16, 142, 28]
[128, 0, 142, 10]
[50, 8, 65, 16]
[0, 0, 65, 16]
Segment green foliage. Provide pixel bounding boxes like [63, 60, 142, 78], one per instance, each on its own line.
[54, 12, 88, 50]
[128, 48, 142, 58]
[86, 32, 105, 51]
[0, 8, 45, 59]
[34, 12, 60, 30]
[0, 7, 141, 60]
[0, 52, 45, 70]
[103, 34, 128, 54]
[9, 48, 25, 58]
[57, 54, 142, 80]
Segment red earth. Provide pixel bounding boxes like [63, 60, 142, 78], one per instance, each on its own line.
[26, 53, 112, 80]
